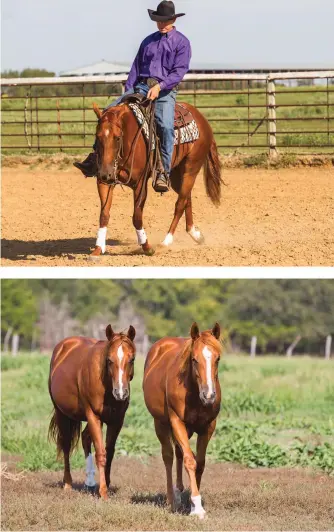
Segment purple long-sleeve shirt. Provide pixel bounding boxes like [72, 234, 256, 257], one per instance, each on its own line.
[125, 28, 191, 92]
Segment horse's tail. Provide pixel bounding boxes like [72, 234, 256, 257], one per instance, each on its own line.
[203, 137, 223, 206]
[48, 406, 81, 460]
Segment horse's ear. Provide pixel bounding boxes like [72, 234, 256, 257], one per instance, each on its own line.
[106, 324, 115, 341]
[127, 325, 136, 342]
[212, 322, 221, 340]
[190, 322, 200, 340]
[93, 102, 102, 119]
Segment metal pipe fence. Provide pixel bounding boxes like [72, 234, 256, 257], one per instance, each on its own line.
[1, 71, 333, 156]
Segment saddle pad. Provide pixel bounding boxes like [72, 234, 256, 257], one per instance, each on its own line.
[128, 103, 200, 150]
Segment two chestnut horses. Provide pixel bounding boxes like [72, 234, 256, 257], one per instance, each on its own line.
[143, 322, 222, 518]
[90, 101, 222, 258]
[48, 325, 136, 500]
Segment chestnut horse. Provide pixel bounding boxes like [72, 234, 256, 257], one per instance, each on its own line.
[48, 324, 136, 500]
[143, 322, 222, 518]
[90, 101, 223, 258]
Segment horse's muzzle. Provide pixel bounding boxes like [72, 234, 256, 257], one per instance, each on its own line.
[112, 387, 129, 401]
[199, 389, 216, 406]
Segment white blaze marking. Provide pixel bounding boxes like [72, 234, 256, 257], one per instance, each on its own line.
[202, 346, 213, 398]
[162, 233, 173, 246]
[117, 344, 124, 398]
[96, 227, 107, 253]
[105, 130, 109, 137]
[85, 453, 96, 487]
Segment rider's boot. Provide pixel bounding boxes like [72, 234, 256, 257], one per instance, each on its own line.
[154, 172, 170, 194]
[73, 152, 97, 177]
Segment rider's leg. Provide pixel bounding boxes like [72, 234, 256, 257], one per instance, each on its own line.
[74, 84, 149, 176]
[154, 89, 177, 193]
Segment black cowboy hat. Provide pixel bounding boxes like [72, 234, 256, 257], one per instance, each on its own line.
[148, 1, 185, 22]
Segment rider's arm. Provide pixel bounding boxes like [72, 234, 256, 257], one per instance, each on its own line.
[159, 38, 192, 91]
[125, 43, 143, 91]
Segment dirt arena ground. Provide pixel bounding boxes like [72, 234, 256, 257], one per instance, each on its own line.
[2, 165, 334, 266]
[2, 455, 334, 531]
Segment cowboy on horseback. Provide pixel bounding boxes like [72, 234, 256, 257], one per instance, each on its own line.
[74, 0, 191, 194]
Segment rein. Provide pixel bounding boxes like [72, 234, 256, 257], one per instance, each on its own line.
[100, 99, 159, 207]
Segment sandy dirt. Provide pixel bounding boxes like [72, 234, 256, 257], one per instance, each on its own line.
[2, 166, 334, 266]
[2, 455, 334, 531]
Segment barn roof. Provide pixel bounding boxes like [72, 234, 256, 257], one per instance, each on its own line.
[60, 60, 131, 77]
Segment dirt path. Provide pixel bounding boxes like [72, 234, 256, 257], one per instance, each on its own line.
[2, 166, 334, 266]
[2, 456, 334, 531]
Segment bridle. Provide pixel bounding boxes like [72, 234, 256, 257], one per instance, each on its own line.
[97, 101, 159, 207]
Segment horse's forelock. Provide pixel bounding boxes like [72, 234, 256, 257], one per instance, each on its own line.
[178, 332, 222, 378]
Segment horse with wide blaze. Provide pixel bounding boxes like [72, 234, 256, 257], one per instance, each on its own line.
[48, 324, 136, 500]
[143, 322, 222, 518]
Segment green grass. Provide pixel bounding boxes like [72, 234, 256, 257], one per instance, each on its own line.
[2, 85, 333, 154]
[1, 353, 334, 473]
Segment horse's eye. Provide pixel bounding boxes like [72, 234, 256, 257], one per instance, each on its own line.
[107, 359, 113, 365]
[129, 358, 135, 364]
[216, 357, 220, 364]
[192, 358, 198, 364]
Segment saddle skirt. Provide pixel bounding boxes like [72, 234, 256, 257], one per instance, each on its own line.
[128, 102, 200, 149]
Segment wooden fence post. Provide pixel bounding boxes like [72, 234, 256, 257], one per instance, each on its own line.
[267, 79, 278, 158]
[11, 334, 19, 357]
[250, 336, 257, 358]
[325, 335, 332, 360]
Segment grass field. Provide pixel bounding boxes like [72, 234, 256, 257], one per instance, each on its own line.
[2, 353, 334, 531]
[2, 353, 334, 473]
[2, 85, 334, 154]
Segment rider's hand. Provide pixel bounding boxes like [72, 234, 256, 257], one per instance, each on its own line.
[147, 84, 161, 100]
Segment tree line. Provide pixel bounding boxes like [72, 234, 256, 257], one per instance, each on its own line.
[1, 280, 333, 355]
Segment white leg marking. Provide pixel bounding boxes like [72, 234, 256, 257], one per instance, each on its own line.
[203, 346, 213, 398]
[187, 225, 204, 244]
[96, 227, 107, 254]
[117, 344, 124, 399]
[190, 494, 206, 519]
[162, 233, 173, 246]
[136, 228, 147, 245]
[85, 453, 96, 487]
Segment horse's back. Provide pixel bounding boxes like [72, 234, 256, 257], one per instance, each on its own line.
[143, 337, 188, 421]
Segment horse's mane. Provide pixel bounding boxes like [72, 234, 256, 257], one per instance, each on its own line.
[100, 333, 136, 385]
[178, 331, 223, 378]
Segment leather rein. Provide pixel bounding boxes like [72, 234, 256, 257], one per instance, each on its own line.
[100, 99, 159, 207]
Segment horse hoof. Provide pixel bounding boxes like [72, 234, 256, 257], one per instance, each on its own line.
[173, 486, 182, 511]
[143, 247, 155, 256]
[162, 233, 174, 247]
[187, 226, 205, 245]
[88, 246, 103, 260]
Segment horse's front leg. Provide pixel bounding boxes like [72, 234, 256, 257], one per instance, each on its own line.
[133, 185, 155, 256]
[86, 410, 108, 500]
[195, 420, 216, 489]
[105, 422, 122, 489]
[90, 181, 114, 258]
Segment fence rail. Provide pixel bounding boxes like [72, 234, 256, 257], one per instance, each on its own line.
[1, 71, 334, 155]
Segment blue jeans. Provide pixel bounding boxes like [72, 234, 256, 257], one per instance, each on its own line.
[104, 82, 177, 174]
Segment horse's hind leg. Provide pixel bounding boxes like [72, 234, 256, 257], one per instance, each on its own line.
[154, 419, 177, 511]
[49, 407, 81, 491]
[173, 444, 184, 510]
[185, 194, 204, 244]
[90, 182, 114, 258]
[162, 162, 201, 247]
[82, 424, 96, 488]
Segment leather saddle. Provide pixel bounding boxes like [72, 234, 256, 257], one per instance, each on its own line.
[120, 93, 195, 129]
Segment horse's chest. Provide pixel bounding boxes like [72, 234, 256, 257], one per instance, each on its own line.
[184, 407, 216, 432]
